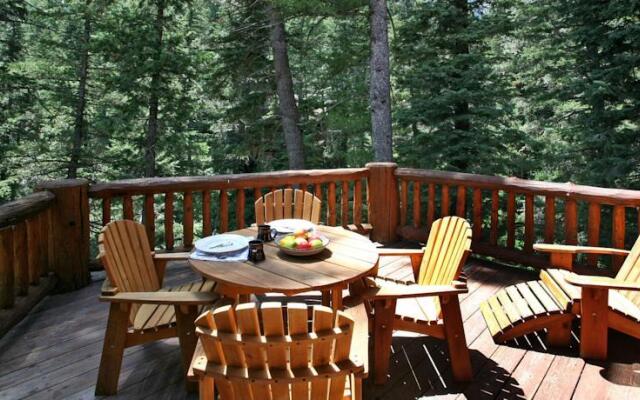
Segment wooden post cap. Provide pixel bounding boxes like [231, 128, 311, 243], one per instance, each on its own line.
[365, 162, 398, 169]
[37, 178, 90, 190]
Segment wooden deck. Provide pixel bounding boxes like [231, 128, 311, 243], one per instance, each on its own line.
[1, 255, 639, 399]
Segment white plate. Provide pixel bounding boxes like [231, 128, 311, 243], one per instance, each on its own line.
[194, 234, 250, 255]
[269, 219, 315, 234]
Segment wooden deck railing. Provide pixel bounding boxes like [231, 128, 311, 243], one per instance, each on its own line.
[2, 164, 640, 336]
[0, 191, 56, 336]
[87, 168, 371, 251]
[394, 166, 640, 271]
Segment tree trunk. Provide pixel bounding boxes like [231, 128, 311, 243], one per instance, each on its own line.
[67, 0, 91, 179]
[268, 5, 305, 170]
[146, 0, 165, 177]
[369, 0, 393, 162]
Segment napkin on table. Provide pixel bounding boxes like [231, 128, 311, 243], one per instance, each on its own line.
[189, 248, 249, 262]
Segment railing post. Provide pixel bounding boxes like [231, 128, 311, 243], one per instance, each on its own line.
[0, 227, 15, 308]
[366, 162, 399, 244]
[37, 179, 90, 292]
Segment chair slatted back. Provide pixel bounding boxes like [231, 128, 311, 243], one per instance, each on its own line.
[195, 302, 360, 400]
[418, 216, 472, 286]
[255, 189, 322, 225]
[615, 236, 640, 306]
[98, 220, 161, 321]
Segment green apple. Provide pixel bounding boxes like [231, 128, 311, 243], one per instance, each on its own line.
[309, 239, 323, 249]
[280, 236, 296, 248]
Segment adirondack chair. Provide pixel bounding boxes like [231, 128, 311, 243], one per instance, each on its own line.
[351, 216, 473, 384]
[254, 188, 322, 225]
[481, 236, 640, 360]
[189, 301, 369, 400]
[95, 220, 220, 395]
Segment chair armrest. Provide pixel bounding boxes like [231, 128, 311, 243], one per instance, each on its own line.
[362, 281, 467, 300]
[153, 252, 192, 261]
[565, 273, 640, 291]
[100, 291, 218, 305]
[533, 243, 630, 256]
[101, 278, 118, 296]
[377, 248, 424, 278]
[377, 248, 424, 257]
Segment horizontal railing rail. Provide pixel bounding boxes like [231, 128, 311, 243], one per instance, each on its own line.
[397, 168, 640, 206]
[88, 168, 371, 252]
[89, 168, 369, 197]
[0, 191, 55, 228]
[395, 167, 640, 271]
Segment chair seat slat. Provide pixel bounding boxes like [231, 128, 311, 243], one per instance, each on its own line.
[195, 360, 363, 384]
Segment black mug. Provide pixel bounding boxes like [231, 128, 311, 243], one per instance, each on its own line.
[257, 224, 277, 242]
[248, 239, 265, 262]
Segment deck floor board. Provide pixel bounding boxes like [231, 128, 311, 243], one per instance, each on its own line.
[1, 251, 639, 399]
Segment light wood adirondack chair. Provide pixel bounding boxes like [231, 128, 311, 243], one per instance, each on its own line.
[95, 220, 220, 395]
[190, 302, 369, 400]
[533, 239, 640, 359]
[254, 188, 322, 225]
[353, 216, 473, 384]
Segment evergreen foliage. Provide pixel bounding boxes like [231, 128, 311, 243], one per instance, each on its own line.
[1, 0, 639, 203]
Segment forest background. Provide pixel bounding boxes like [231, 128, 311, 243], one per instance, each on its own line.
[1, 0, 639, 204]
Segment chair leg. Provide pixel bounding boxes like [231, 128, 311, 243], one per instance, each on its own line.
[373, 298, 396, 385]
[546, 316, 573, 347]
[95, 302, 130, 396]
[321, 290, 331, 307]
[331, 287, 344, 311]
[175, 304, 200, 392]
[350, 374, 363, 400]
[440, 294, 472, 382]
[199, 376, 215, 400]
[580, 287, 608, 360]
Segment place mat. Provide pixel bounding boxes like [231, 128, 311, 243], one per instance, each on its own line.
[189, 248, 249, 262]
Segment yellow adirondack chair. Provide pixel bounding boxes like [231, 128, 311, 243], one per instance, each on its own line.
[353, 216, 473, 384]
[190, 302, 369, 400]
[95, 220, 220, 395]
[539, 240, 640, 359]
[254, 188, 322, 225]
[481, 237, 640, 360]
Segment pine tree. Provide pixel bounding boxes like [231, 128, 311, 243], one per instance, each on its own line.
[393, 0, 521, 175]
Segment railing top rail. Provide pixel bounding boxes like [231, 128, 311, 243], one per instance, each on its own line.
[0, 191, 55, 228]
[88, 168, 369, 198]
[396, 168, 640, 206]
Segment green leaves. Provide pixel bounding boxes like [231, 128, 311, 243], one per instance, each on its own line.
[1, 0, 640, 204]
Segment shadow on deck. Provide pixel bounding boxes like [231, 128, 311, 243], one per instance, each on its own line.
[1, 255, 639, 399]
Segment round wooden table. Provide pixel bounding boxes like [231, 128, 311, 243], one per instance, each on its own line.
[189, 225, 379, 309]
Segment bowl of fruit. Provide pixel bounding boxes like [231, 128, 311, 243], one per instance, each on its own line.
[275, 229, 329, 256]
